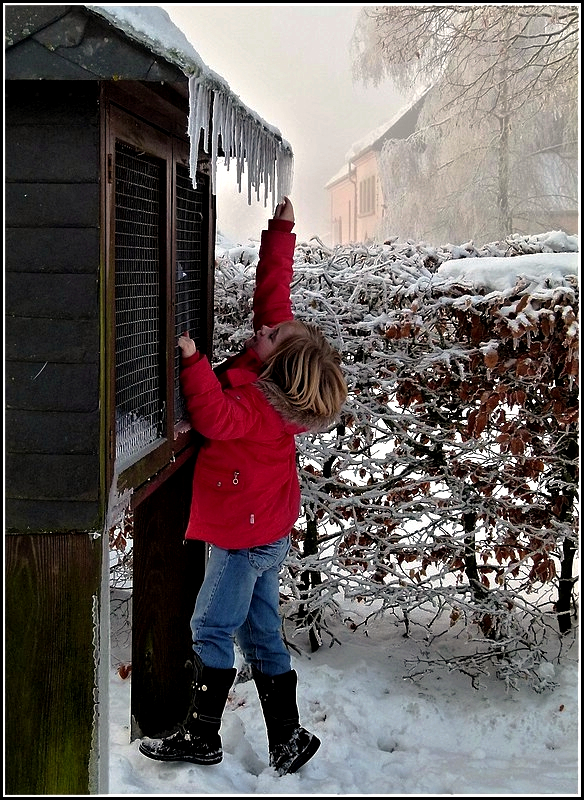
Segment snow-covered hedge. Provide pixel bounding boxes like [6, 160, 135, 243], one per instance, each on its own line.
[214, 229, 579, 690]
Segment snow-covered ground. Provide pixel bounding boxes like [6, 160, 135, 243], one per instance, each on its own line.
[109, 591, 579, 796]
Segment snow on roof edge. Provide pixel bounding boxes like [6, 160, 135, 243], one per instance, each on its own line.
[324, 85, 432, 188]
[344, 85, 430, 163]
[86, 5, 293, 204]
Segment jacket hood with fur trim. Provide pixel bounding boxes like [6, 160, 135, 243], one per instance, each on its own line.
[257, 378, 341, 433]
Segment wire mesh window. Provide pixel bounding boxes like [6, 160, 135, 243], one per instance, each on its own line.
[174, 163, 206, 422]
[114, 141, 165, 465]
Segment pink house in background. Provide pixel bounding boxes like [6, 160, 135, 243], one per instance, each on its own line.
[325, 93, 427, 245]
[326, 86, 578, 246]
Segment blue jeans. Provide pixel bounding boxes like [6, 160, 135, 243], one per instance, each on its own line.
[190, 535, 292, 676]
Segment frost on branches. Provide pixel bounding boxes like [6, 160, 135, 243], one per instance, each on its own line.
[214, 231, 579, 691]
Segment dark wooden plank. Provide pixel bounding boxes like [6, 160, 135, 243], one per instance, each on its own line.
[5, 498, 103, 534]
[4, 78, 100, 124]
[5, 409, 100, 454]
[131, 456, 206, 737]
[6, 453, 100, 501]
[6, 362, 99, 409]
[106, 80, 189, 140]
[4, 532, 104, 794]
[5, 273, 99, 319]
[5, 182, 99, 228]
[5, 227, 100, 273]
[5, 124, 99, 182]
[4, 318, 99, 363]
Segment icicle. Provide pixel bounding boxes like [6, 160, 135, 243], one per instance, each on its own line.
[187, 76, 212, 190]
[210, 90, 224, 192]
[188, 78, 294, 208]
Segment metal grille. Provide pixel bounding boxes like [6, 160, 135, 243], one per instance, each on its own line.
[114, 141, 164, 464]
[174, 163, 206, 421]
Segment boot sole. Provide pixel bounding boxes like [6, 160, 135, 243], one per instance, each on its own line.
[281, 734, 321, 775]
[139, 742, 222, 765]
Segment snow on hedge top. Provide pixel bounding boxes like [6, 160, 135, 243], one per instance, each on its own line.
[220, 229, 578, 295]
[86, 5, 293, 204]
[429, 230, 578, 296]
[435, 251, 577, 294]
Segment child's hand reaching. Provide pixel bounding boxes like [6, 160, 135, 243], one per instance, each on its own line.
[273, 196, 294, 224]
[178, 331, 197, 358]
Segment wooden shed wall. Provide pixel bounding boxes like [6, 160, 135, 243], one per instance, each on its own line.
[5, 79, 103, 533]
[4, 70, 214, 792]
[5, 532, 104, 794]
[4, 78, 106, 794]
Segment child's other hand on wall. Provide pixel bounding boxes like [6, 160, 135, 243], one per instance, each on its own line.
[178, 331, 197, 358]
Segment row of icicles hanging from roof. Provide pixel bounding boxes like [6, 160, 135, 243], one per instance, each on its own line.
[187, 76, 294, 208]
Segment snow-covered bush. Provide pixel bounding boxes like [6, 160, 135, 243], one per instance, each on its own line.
[214, 230, 579, 690]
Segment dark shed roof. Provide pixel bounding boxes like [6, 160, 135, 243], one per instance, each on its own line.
[5, 4, 185, 83]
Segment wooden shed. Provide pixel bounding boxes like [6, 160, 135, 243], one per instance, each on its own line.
[4, 5, 293, 794]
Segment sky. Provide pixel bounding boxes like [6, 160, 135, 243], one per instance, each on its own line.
[108, 232, 579, 795]
[159, 3, 405, 243]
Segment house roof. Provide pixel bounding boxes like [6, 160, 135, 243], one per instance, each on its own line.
[4, 4, 293, 204]
[325, 86, 430, 189]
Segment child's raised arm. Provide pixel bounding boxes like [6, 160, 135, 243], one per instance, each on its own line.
[252, 197, 296, 330]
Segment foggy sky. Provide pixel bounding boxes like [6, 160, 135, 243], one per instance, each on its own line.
[160, 4, 404, 244]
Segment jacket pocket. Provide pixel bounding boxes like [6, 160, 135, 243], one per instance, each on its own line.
[195, 466, 245, 492]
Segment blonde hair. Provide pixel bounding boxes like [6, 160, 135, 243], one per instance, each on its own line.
[259, 321, 347, 427]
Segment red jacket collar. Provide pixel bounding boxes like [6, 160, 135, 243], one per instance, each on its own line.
[216, 347, 263, 388]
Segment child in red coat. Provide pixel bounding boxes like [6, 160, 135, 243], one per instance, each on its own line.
[140, 197, 347, 776]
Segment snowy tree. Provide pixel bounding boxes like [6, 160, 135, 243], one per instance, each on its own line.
[213, 230, 579, 690]
[351, 5, 579, 243]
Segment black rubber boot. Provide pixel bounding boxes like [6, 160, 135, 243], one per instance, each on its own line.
[139, 654, 236, 765]
[252, 667, 321, 776]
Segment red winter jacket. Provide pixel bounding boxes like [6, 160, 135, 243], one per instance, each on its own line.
[180, 218, 306, 548]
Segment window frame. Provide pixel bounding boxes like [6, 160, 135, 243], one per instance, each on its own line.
[358, 175, 376, 217]
[104, 97, 214, 495]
